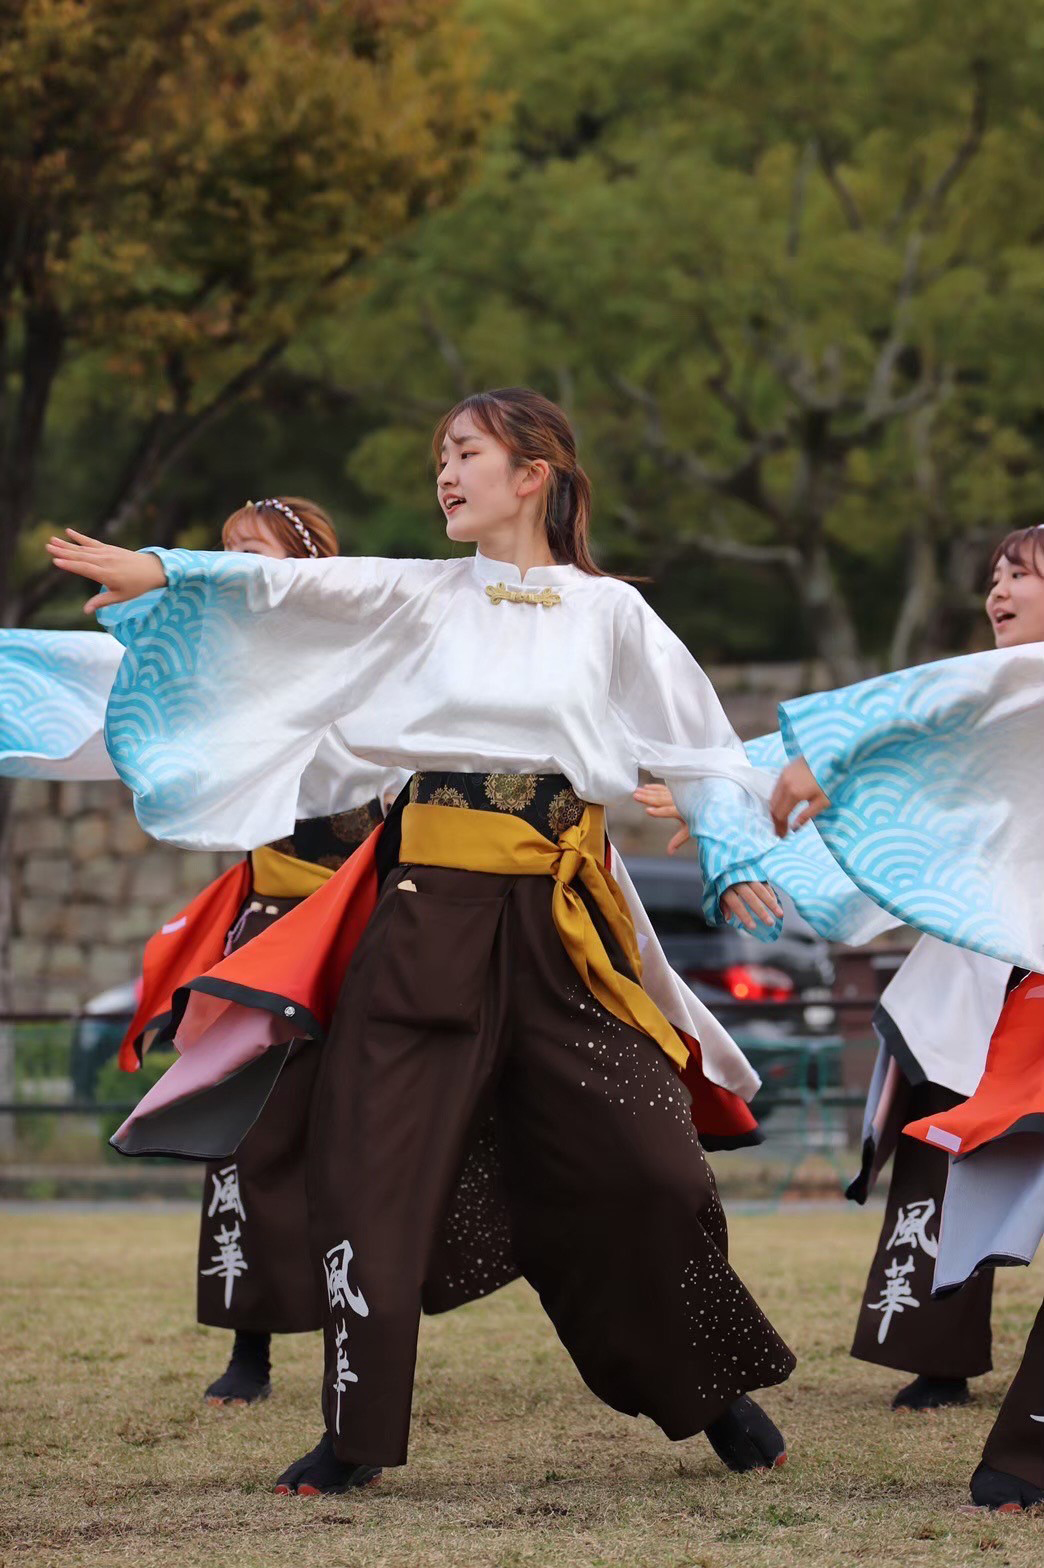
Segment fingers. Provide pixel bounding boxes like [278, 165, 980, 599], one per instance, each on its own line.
[721, 882, 782, 930]
[769, 783, 795, 838]
[633, 784, 674, 806]
[721, 888, 758, 932]
[753, 880, 785, 919]
[667, 827, 689, 855]
[83, 591, 120, 613]
[734, 882, 777, 927]
[48, 552, 106, 583]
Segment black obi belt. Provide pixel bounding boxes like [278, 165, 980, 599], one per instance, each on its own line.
[407, 772, 588, 841]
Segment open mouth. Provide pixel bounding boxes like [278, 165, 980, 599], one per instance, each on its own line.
[994, 611, 1016, 627]
[444, 495, 466, 515]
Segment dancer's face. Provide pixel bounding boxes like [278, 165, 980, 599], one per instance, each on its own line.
[223, 515, 289, 559]
[986, 545, 1044, 647]
[437, 415, 546, 546]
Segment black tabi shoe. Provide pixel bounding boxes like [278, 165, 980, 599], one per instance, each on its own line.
[705, 1396, 787, 1473]
[274, 1432, 383, 1497]
[969, 1461, 1044, 1513]
[892, 1375, 970, 1412]
[204, 1330, 272, 1407]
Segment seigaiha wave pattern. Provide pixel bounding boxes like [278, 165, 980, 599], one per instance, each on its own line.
[779, 645, 1044, 972]
[103, 549, 261, 837]
[0, 629, 123, 780]
[692, 731, 897, 946]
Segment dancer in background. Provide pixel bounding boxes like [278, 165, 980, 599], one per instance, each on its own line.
[49, 387, 796, 1497]
[767, 525, 1044, 1511]
[640, 526, 1044, 1419]
[0, 497, 402, 1409]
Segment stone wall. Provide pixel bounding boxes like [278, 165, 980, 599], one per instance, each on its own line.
[4, 662, 826, 1011]
[8, 779, 236, 1011]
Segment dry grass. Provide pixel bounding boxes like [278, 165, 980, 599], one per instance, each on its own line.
[0, 1205, 1041, 1568]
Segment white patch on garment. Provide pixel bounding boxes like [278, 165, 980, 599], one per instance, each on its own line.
[925, 1124, 962, 1153]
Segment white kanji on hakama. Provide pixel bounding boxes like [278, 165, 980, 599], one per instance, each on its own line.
[868, 1254, 920, 1343]
[207, 1162, 246, 1221]
[325, 1239, 369, 1434]
[201, 1219, 248, 1310]
[885, 1198, 939, 1258]
[201, 1162, 248, 1308]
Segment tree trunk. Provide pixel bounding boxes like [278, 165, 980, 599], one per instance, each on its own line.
[790, 536, 864, 686]
[889, 520, 940, 670]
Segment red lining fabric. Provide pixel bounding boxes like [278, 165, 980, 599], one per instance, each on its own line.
[118, 861, 252, 1071]
[905, 973, 1044, 1156]
[130, 825, 756, 1142]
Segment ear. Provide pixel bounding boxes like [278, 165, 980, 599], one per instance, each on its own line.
[515, 458, 551, 499]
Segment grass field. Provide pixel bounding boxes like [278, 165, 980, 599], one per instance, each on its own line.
[0, 1206, 1041, 1568]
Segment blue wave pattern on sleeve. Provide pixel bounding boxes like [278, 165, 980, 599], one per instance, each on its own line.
[0, 630, 117, 775]
[692, 730, 885, 942]
[103, 549, 257, 829]
[96, 589, 167, 646]
[779, 654, 1034, 966]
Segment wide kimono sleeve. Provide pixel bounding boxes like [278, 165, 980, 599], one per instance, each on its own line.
[689, 729, 900, 944]
[607, 589, 789, 934]
[0, 629, 123, 780]
[101, 547, 444, 851]
[779, 643, 1044, 971]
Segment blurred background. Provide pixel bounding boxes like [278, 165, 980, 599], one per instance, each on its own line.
[2, 0, 1042, 1194]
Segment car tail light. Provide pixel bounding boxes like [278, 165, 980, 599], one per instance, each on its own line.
[688, 964, 795, 1002]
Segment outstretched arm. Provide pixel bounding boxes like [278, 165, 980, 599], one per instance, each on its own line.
[47, 530, 167, 612]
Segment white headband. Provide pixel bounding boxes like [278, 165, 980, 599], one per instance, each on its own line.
[250, 497, 319, 558]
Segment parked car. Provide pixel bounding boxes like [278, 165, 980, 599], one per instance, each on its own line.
[625, 855, 837, 1121]
[70, 981, 137, 1100]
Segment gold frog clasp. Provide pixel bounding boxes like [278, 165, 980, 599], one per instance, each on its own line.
[485, 582, 562, 608]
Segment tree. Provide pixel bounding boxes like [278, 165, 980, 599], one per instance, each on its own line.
[0, 0, 494, 625]
[304, 0, 1044, 679]
[0, 0, 494, 1148]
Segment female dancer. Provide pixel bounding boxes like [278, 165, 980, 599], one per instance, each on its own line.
[638, 528, 1044, 1417]
[0, 497, 401, 1408]
[767, 527, 1044, 1510]
[128, 498, 403, 1407]
[47, 388, 796, 1496]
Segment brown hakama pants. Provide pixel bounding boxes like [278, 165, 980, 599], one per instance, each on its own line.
[307, 857, 795, 1468]
[851, 1080, 994, 1379]
[982, 1295, 1044, 1490]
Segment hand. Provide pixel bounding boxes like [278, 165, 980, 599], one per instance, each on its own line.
[769, 756, 830, 837]
[720, 880, 784, 931]
[46, 529, 167, 613]
[633, 782, 690, 854]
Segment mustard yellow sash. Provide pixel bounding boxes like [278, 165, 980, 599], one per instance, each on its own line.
[399, 802, 690, 1070]
[250, 844, 335, 900]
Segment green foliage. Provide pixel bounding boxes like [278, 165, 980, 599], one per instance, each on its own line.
[0, 0, 496, 615]
[308, 0, 1044, 669]
[12, 0, 1044, 669]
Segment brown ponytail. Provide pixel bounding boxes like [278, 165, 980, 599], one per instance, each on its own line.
[432, 387, 604, 576]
